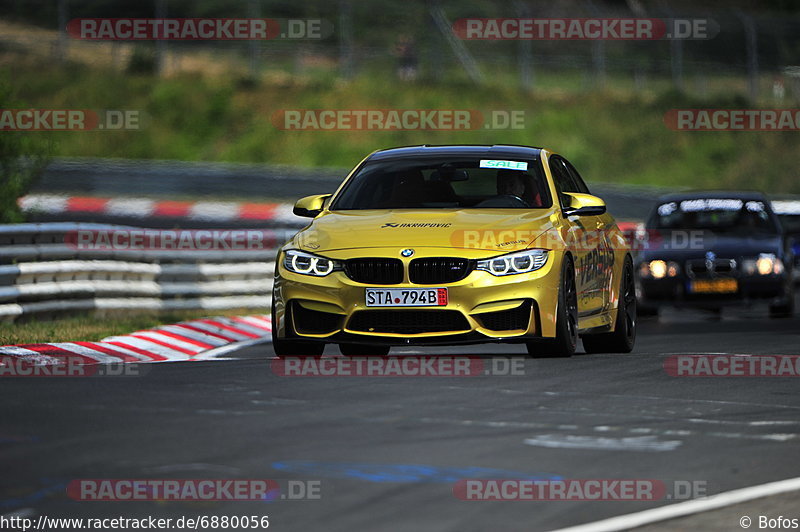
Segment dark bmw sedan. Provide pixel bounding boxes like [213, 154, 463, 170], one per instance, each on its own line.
[636, 191, 795, 318]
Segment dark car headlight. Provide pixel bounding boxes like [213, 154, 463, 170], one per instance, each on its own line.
[639, 260, 680, 279]
[476, 249, 548, 276]
[742, 253, 784, 276]
[283, 249, 342, 277]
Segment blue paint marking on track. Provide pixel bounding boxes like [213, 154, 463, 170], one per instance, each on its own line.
[271, 461, 561, 483]
[0, 435, 40, 444]
[0, 478, 66, 510]
[263, 487, 281, 502]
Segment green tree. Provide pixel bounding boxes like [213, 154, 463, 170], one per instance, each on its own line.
[0, 82, 52, 223]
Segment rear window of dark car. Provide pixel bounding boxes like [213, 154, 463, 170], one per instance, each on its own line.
[649, 198, 780, 233]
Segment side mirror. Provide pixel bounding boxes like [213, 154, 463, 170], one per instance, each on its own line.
[293, 194, 331, 218]
[564, 193, 607, 217]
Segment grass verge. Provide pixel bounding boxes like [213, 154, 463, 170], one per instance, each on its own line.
[4, 56, 799, 194]
[0, 308, 266, 345]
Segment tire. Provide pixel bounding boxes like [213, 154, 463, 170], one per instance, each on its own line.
[338, 344, 391, 356]
[271, 300, 325, 358]
[769, 283, 795, 318]
[527, 255, 577, 358]
[582, 257, 637, 354]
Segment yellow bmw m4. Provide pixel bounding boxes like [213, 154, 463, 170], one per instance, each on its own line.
[272, 145, 635, 357]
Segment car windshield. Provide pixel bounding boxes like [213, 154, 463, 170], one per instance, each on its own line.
[331, 157, 551, 210]
[649, 198, 779, 233]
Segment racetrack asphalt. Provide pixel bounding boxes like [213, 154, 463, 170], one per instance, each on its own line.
[2, 301, 799, 531]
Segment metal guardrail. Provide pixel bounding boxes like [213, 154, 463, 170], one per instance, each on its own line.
[0, 223, 284, 322]
[28, 158, 671, 224]
[34, 158, 347, 200]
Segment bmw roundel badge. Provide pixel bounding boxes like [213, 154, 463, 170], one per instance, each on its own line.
[401, 249, 414, 257]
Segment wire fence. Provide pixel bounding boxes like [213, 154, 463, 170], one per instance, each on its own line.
[3, 0, 800, 102]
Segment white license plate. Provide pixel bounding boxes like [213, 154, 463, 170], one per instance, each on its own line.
[365, 288, 448, 307]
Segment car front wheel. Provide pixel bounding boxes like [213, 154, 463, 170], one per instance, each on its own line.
[527, 255, 577, 358]
[582, 256, 637, 354]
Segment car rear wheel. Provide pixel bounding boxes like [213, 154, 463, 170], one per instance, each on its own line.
[527, 256, 577, 358]
[582, 257, 637, 354]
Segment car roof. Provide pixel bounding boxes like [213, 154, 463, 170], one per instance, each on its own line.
[655, 190, 769, 203]
[368, 145, 544, 161]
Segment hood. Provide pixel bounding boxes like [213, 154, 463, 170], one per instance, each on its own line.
[291, 209, 556, 252]
[639, 231, 784, 262]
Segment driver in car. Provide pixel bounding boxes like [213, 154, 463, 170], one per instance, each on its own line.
[497, 169, 537, 207]
[497, 169, 526, 198]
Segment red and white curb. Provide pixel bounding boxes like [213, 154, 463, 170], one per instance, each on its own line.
[18, 195, 297, 224]
[616, 221, 645, 233]
[0, 314, 271, 366]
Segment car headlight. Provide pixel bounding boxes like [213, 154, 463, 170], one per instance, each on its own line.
[476, 249, 548, 276]
[640, 260, 679, 279]
[743, 254, 783, 276]
[649, 260, 667, 279]
[667, 261, 680, 277]
[282, 249, 341, 277]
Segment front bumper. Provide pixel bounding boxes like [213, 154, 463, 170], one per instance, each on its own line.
[637, 274, 789, 308]
[273, 248, 563, 345]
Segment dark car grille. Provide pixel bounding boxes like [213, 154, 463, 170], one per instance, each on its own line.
[347, 310, 470, 334]
[409, 258, 473, 284]
[477, 301, 532, 331]
[687, 258, 737, 277]
[344, 258, 404, 284]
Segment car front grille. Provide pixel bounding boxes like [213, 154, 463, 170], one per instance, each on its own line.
[344, 258, 404, 284]
[409, 257, 473, 284]
[476, 301, 532, 331]
[343, 257, 474, 285]
[347, 310, 470, 334]
[687, 258, 737, 277]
